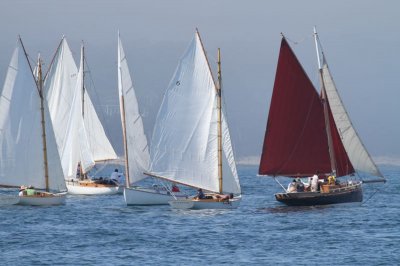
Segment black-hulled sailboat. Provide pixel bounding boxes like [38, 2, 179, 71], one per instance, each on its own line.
[259, 28, 385, 206]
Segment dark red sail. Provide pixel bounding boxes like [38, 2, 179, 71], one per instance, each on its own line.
[326, 99, 355, 176]
[259, 38, 332, 176]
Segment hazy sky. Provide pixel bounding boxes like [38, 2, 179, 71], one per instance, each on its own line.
[0, 0, 399, 163]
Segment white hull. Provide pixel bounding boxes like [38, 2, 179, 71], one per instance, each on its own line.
[18, 192, 66, 206]
[66, 181, 120, 195]
[124, 187, 187, 205]
[169, 196, 241, 210]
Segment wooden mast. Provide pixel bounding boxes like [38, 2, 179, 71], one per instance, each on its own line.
[79, 43, 86, 179]
[118, 33, 131, 188]
[121, 94, 130, 187]
[18, 37, 50, 191]
[314, 27, 337, 175]
[217, 48, 223, 194]
[81, 43, 85, 118]
[195, 29, 223, 194]
[38, 55, 50, 192]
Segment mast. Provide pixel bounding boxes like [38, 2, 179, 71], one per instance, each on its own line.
[38, 55, 50, 191]
[79, 43, 86, 178]
[81, 43, 85, 118]
[314, 27, 337, 175]
[18, 37, 50, 191]
[195, 29, 223, 193]
[217, 48, 223, 194]
[121, 94, 130, 187]
[118, 33, 131, 187]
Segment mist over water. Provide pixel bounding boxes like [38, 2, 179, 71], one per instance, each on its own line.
[0, 165, 398, 265]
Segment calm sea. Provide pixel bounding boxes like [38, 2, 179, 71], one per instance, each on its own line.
[0, 165, 398, 265]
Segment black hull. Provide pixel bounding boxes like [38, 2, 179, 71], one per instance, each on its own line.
[275, 184, 363, 206]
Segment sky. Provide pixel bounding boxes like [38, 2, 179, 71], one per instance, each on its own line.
[0, 0, 399, 164]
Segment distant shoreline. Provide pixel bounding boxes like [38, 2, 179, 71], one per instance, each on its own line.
[103, 156, 400, 167]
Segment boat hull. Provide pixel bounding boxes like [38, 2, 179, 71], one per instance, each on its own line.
[124, 187, 187, 205]
[169, 196, 241, 210]
[66, 181, 120, 195]
[275, 183, 363, 206]
[18, 192, 66, 206]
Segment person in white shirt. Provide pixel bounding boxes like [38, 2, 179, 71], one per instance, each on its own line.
[110, 169, 119, 182]
[287, 179, 297, 193]
[310, 173, 319, 192]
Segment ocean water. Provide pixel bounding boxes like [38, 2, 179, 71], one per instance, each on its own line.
[0, 165, 399, 265]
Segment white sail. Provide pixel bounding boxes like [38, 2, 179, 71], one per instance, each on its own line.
[83, 90, 118, 162]
[117, 33, 150, 184]
[0, 40, 66, 191]
[45, 38, 117, 178]
[149, 33, 240, 194]
[221, 111, 241, 194]
[322, 61, 383, 177]
[45, 38, 77, 157]
[61, 49, 95, 176]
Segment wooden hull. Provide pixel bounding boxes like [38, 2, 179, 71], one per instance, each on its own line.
[66, 180, 120, 195]
[18, 192, 66, 206]
[275, 182, 363, 206]
[169, 196, 241, 210]
[124, 187, 187, 205]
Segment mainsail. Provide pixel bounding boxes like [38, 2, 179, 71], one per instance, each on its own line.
[149, 32, 240, 194]
[117, 33, 150, 185]
[0, 39, 66, 191]
[259, 38, 353, 177]
[61, 47, 95, 176]
[45, 38, 117, 178]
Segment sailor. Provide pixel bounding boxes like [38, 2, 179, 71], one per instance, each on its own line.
[296, 178, 305, 192]
[310, 173, 319, 192]
[18, 186, 27, 196]
[328, 175, 336, 185]
[110, 169, 119, 181]
[196, 188, 205, 199]
[171, 183, 180, 192]
[25, 186, 36, 196]
[287, 179, 297, 193]
[117, 173, 125, 185]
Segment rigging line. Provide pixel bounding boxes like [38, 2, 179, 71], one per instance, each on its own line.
[359, 170, 388, 206]
[361, 188, 380, 206]
[82, 53, 116, 146]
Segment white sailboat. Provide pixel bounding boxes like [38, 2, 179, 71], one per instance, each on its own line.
[147, 30, 241, 209]
[0, 37, 66, 205]
[45, 38, 119, 195]
[118, 33, 187, 205]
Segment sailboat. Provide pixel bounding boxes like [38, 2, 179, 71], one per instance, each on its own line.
[259, 28, 385, 206]
[45, 38, 119, 195]
[0, 37, 67, 205]
[145, 30, 241, 209]
[118, 33, 187, 205]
